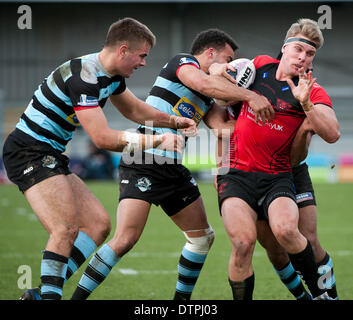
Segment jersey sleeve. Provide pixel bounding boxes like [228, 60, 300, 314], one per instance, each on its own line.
[175, 54, 201, 78]
[253, 55, 279, 70]
[310, 83, 332, 108]
[67, 74, 100, 111]
[111, 76, 127, 95]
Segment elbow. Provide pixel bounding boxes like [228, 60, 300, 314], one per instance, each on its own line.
[326, 129, 340, 144]
[91, 132, 112, 151]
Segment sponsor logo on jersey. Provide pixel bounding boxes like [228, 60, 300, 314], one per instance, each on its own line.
[121, 179, 129, 184]
[179, 57, 200, 69]
[66, 113, 81, 126]
[135, 177, 152, 192]
[296, 192, 313, 203]
[172, 97, 205, 124]
[42, 155, 57, 169]
[78, 94, 99, 107]
[267, 122, 284, 132]
[262, 72, 268, 79]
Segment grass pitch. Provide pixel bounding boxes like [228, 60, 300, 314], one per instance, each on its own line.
[0, 181, 352, 300]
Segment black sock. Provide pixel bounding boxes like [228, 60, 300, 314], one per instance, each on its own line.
[228, 274, 255, 300]
[288, 241, 325, 298]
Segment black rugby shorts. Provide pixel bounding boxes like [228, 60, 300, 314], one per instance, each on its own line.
[217, 168, 296, 220]
[118, 156, 200, 216]
[2, 129, 71, 192]
[292, 162, 316, 208]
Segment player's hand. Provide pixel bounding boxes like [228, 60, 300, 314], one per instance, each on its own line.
[158, 132, 184, 153]
[170, 115, 198, 137]
[209, 62, 237, 84]
[247, 92, 275, 125]
[287, 69, 316, 106]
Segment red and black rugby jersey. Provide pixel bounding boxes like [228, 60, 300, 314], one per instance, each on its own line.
[227, 55, 332, 174]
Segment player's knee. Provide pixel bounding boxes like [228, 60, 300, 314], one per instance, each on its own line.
[184, 226, 215, 255]
[52, 224, 79, 247]
[112, 232, 140, 257]
[272, 223, 299, 246]
[233, 236, 256, 259]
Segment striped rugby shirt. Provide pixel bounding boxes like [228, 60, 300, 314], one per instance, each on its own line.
[139, 53, 214, 159]
[16, 53, 126, 152]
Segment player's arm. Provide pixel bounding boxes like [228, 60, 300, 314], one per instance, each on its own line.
[202, 104, 234, 189]
[110, 88, 197, 134]
[75, 107, 183, 153]
[302, 103, 339, 143]
[288, 70, 340, 144]
[203, 103, 235, 138]
[177, 64, 274, 125]
[290, 118, 314, 167]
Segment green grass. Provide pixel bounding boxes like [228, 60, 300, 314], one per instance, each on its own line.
[0, 181, 352, 300]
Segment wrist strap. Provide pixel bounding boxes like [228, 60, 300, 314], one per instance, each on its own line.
[301, 101, 314, 112]
[123, 131, 140, 153]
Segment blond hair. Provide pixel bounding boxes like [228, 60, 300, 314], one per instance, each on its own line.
[285, 18, 324, 49]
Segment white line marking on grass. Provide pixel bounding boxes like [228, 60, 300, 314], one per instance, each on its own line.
[117, 268, 176, 275]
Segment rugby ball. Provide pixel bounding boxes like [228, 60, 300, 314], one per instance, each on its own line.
[215, 58, 256, 106]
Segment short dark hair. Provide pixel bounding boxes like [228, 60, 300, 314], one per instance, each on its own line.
[104, 17, 156, 49]
[190, 28, 238, 55]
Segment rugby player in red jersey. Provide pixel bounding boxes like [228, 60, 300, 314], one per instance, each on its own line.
[215, 18, 340, 300]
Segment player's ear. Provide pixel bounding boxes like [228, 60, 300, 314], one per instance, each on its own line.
[118, 44, 128, 58]
[207, 47, 214, 58]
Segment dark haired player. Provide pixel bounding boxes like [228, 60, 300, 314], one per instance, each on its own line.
[71, 28, 274, 300]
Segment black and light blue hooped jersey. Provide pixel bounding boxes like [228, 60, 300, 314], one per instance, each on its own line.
[16, 53, 126, 152]
[139, 53, 214, 159]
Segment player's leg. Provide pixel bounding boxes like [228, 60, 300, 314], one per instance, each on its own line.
[168, 196, 214, 300]
[24, 174, 79, 299]
[71, 198, 151, 299]
[64, 173, 112, 282]
[256, 220, 311, 300]
[267, 197, 327, 299]
[294, 163, 338, 299]
[221, 197, 257, 300]
[298, 205, 338, 299]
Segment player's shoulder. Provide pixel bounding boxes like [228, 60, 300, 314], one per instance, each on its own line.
[76, 53, 101, 85]
[168, 53, 201, 70]
[253, 55, 279, 69]
[68, 53, 113, 88]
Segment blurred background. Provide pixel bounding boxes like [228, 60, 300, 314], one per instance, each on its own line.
[0, 0, 352, 183]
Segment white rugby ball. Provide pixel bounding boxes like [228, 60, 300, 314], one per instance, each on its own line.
[215, 58, 256, 106]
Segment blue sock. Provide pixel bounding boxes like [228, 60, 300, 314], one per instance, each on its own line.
[275, 261, 311, 300]
[65, 231, 97, 282]
[317, 252, 338, 299]
[174, 247, 207, 300]
[71, 243, 120, 299]
[40, 251, 68, 300]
